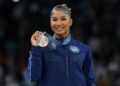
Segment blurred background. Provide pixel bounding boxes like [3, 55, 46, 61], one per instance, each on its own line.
[0, 0, 120, 86]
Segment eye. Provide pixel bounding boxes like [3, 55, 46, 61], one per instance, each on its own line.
[52, 18, 57, 21]
[61, 18, 66, 21]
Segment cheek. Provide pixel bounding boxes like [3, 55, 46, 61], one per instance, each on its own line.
[51, 24, 56, 32]
[50, 20, 54, 26]
[64, 22, 70, 28]
[50, 22, 54, 28]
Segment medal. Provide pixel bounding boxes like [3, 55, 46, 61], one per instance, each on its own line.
[37, 33, 49, 47]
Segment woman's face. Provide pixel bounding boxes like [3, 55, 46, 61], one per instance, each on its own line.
[50, 8, 72, 38]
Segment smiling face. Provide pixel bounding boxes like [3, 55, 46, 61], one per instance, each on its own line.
[50, 8, 72, 38]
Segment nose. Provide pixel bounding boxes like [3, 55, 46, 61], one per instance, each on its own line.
[55, 20, 62, 26]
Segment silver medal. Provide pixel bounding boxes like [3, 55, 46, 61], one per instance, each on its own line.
[37, 33, 49, 47]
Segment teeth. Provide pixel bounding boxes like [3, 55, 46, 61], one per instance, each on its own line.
[57, 28, 62, 29]
[57, 28, 62, 30]
[55, 27, 63, 31]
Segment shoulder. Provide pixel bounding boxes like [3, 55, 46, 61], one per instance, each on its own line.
[71, 38, 91, 52]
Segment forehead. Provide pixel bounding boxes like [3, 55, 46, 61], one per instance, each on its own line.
[51, 8, 69, 17]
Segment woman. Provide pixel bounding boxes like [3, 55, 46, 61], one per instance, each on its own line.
[26, 4, 96, 86]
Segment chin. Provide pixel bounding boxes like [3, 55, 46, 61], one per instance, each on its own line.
[55, 32, 65, 35]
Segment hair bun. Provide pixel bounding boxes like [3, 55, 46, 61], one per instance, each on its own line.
[62, 4, 71, 11]
[51, 4, 71, 17]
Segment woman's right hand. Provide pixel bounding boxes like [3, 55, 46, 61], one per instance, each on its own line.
[31, 31, 43, 46]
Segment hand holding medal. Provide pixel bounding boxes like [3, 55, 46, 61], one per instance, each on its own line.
[31, 31, 49, 47]
[37, 33, 49, 47]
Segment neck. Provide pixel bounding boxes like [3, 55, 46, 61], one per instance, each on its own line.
[55, 32, 70, 39]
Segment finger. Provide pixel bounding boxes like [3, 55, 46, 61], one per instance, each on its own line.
[38, 32, 43, 38]
[34, 31, 42, 38]
[31, 34, 37, 41]
[36, 36, 39, 46]
[32, 32, 39, 40]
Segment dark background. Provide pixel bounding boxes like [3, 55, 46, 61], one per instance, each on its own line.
[0, 0, 120, 86]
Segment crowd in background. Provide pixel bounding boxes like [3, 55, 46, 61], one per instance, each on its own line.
[0, 0, 120, 86]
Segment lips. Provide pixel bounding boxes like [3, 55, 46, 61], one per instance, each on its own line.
[56, 28, 63, 31]
[54, 27, 64, 31]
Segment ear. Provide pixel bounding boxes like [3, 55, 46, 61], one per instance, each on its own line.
[70, 18, 72, 26]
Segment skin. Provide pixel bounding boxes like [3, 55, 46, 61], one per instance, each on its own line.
[50, 8, 72, 38]
[31, 8, 72, 46]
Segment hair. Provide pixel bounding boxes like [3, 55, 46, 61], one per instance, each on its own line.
[51, 4, 71, 18]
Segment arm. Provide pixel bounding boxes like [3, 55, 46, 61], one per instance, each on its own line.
[26, 46, 43, 82]
[83, 48, 96, 86]
[26, 31, 43, 82]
